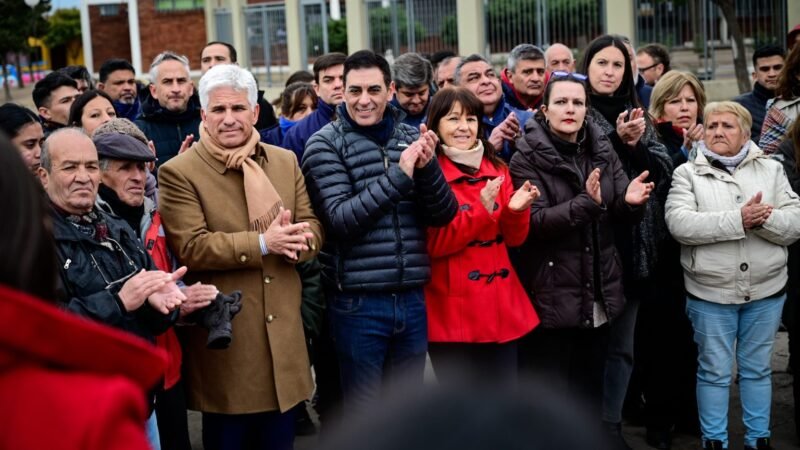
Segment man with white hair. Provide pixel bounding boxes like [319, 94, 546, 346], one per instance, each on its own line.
[545, 43, 575, 73]
[136, 51, 202, 166]
[157, 64, 323, 449]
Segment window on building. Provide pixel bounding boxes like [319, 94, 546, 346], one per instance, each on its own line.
[155, 0, 203, 12]
[99, 4, 120, 16]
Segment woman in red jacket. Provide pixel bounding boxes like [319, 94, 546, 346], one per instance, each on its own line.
[424, 87, 540, 384]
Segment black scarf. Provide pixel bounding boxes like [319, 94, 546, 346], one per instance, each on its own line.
[98, 184, 145, 238]
[590, 93, 630, 126]
[338, 103, 396, 146]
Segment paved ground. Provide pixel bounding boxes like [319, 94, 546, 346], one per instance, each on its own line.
[185, 332, 798, 450]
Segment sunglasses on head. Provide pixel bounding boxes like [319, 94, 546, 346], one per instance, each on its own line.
[550, 71, 588, 83]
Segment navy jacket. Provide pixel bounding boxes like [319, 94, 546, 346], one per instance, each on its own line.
[733, 81, 775, 139]
[389, 96, 429, 129]
[635, 74, 652, 109]
[135, 90, 201, 167]
[282, 99, 337, 161]
[302, 104, 458, 292]
[484, 96, 534, 162]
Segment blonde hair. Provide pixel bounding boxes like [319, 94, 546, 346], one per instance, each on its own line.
[649, 71, 706, 120]
[703, 101, 753, 138]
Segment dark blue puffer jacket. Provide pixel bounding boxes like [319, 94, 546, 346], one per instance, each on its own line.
[302, 104, 458, 293]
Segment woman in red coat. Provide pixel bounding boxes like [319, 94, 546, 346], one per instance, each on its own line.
[0, 133, 166, 450]
[424, 87, 540, 384]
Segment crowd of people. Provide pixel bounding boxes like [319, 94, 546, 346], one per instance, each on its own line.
[2, 26, 800, 450]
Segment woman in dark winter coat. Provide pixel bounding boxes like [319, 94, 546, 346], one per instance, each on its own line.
[578, 34, 674, 447]
[637, 69, 706, 448]
[774, 118, 800, 443]
[424, 87, 540, 384]
[509, 73, 653, 412]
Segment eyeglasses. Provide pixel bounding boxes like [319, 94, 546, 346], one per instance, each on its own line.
[550, 71, 588, 82]
[88, 237, 141, 291]
[639, 63, 660, 73]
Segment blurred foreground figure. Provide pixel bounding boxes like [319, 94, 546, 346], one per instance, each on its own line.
[0, 133, 167, 450]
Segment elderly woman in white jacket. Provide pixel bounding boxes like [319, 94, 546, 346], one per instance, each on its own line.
[665, 101, 800, 450]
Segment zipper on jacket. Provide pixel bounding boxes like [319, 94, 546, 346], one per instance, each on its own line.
[379, 145, 405, 283]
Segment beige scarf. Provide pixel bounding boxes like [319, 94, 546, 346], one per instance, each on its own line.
[441, 140, 485, 170]
[198, 124, 283, 233]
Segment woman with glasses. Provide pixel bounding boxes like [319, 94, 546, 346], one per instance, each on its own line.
[509, 72, 653, 414]
[578, 34, 674, 446]
[423, 87, 540, 384]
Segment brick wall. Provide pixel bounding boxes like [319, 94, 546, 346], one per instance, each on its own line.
[138, 0, 207, 73]
[89, 4, 132, 71]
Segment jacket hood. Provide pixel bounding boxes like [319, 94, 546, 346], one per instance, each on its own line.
[138, 87, 202, 123]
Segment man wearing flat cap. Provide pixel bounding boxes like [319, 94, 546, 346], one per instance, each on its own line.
[93, 130, 218, 450]
[41, 127, 188, 448]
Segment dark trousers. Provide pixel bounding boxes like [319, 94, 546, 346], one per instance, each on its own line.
[155, 380, 191, 450]
[202, 410, 295, 450]
[428, 340, 518, 386]
[632, 290, 699, 433]
[311, 313, 343, 428]
[519, 325, 610, 413]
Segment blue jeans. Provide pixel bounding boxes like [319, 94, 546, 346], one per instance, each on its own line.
[329, 289, 428, 414]
[686, 294, 785, 448]
[145, 411, 161, 450]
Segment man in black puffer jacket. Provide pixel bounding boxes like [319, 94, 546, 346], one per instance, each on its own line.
[302, 50, 457, 414]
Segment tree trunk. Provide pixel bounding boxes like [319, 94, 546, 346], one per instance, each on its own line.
[1, 56, 11, 103]
[712, 0, 750, 93]
[15, 52, 24, 88]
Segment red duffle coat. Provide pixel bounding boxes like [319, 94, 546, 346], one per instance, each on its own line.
[0, 284, 167, 450]
[425, 155, 539, 343]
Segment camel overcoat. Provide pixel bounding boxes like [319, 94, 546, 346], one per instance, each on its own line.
[157, 140, 322, 414]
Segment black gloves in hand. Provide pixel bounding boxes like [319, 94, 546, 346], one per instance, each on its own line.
[201, 290, 243, 349]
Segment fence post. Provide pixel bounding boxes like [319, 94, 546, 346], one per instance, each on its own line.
[457, 0, 486, 56]
[604, 0, 635, 43]
[230, 0, 248, 68]
[346, 0, 370, 53]
[790, 0, 800, 36]
[285, 0, 304, 72]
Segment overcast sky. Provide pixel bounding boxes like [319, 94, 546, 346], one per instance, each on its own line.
[52, 0, 79, 10]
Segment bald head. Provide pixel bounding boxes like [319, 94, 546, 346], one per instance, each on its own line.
[545, 43, 575, 73]
[39, 128, 100, 215]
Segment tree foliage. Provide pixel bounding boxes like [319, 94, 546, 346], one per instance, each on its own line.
[44, 8, 81, 49]
[0, 0, 50, 61]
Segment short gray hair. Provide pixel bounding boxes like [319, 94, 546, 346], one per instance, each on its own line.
[704, 101, 753, 138]
[41, 127, 90, 172]
[149, 51, 191, 85]
[199, 64, 258, 110]
[454, 54, 491, 85]
[392, 52, 433, 89]
[507, 44, 544, 72]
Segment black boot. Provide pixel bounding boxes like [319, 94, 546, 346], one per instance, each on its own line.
[704, 440, 726, 450]
[744, 437, 772, 450]
[603, 421, 632, 450]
